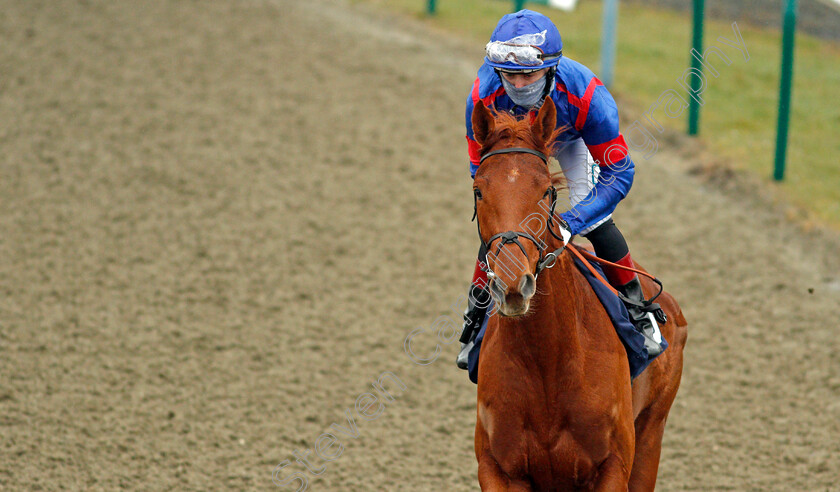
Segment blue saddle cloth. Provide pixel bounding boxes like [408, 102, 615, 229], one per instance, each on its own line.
[467, 256, 667, 384]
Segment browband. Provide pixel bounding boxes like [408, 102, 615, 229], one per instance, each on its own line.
[479, 147, 548, 165]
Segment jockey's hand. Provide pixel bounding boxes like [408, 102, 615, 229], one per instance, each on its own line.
[556, 217, 572, 245]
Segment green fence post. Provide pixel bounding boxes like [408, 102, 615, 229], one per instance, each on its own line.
[426, 0, 437, 15]
[687, 0, 705, 135]
[774, 0, 798, 181]
[514, 0, 526, 12]
[427, 0, 436, 15]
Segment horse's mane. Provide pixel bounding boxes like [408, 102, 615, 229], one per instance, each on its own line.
[479, 108, 565, 160]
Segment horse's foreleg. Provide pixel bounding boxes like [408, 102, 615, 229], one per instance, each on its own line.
[593, 454, 630, 492]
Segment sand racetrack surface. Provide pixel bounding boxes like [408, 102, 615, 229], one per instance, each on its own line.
[1, 0, 839, 490]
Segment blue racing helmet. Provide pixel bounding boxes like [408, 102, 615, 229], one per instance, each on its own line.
[484, 10, 563, 71]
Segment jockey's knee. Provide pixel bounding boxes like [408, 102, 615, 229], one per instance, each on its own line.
[582, 218, 630, 263]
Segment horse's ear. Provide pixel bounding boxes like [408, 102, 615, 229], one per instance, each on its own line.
[471, 100, 495, 146]
[532, 100, 556, 146]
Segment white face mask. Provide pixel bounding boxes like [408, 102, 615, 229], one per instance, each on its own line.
[500, 73, 547, 109]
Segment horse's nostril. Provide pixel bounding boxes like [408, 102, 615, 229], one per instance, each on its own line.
[490, 278, 507, 299]
[519, 274, 536, 298]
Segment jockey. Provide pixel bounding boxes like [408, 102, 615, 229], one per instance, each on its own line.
[457, 9, 663, 368]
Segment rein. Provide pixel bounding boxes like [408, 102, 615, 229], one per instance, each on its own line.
[567, 244, 664, 310]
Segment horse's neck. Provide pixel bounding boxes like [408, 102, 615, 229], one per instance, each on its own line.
[496, 251, 590, 365]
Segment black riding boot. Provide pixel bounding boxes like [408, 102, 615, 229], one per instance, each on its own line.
[618, 276, 663, 357]
[456, 284, 490, 369]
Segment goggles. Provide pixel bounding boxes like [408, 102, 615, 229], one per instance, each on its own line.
[497, 67, 545, 75]
[485, 30, 562, 67]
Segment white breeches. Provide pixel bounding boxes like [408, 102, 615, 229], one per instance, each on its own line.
[553, 138, 611, 235]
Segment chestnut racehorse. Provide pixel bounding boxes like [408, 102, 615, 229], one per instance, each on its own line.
[470, 100, 687, 491]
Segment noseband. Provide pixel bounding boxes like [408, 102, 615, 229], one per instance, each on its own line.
[473, 147, 569, 278]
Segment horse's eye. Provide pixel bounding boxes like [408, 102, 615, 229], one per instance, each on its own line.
[542, 189, 551, 199]
[474, 188, 483, 200]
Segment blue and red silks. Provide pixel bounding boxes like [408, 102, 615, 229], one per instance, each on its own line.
[465, 57, 637, 236]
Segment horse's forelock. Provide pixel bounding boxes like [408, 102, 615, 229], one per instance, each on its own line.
[479, 110, 563, 160]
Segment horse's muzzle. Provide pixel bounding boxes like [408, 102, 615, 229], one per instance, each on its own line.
[489, 272, 536, 317]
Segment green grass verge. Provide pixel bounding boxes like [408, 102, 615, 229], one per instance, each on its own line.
[354, 0, 840, 228]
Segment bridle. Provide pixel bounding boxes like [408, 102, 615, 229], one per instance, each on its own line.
[472, 147, 569, 278]
[472, 146, 668, 322]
